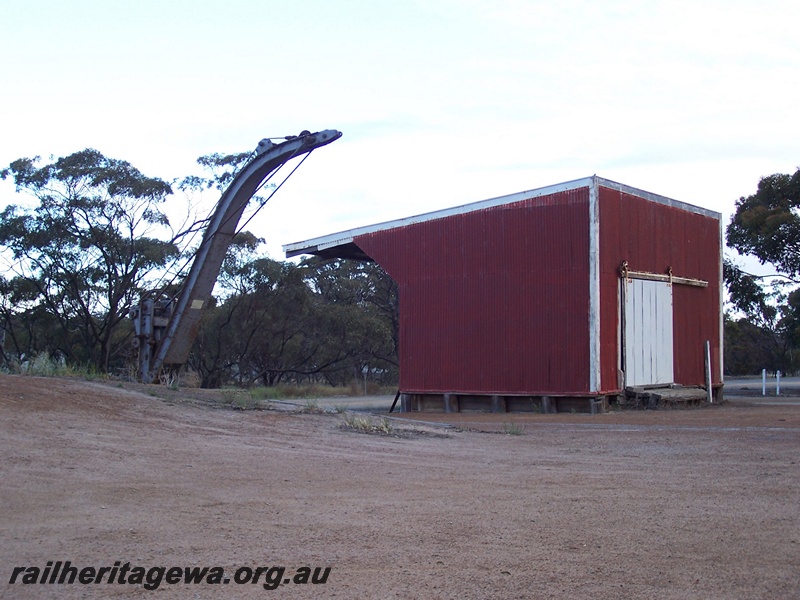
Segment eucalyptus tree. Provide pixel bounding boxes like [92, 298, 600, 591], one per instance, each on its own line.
[725, 167, 800, 373]
[0, 150, 179, 371]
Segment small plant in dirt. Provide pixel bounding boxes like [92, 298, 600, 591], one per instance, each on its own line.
[339, 413, 394, 435]
[377, 416, 393, 434]
[24, 354, 60, 376]
[301, 399, 325, 413]
[159, 371, 180, 390]
[222, 389, 257, 410]
[247, 389, 274, 410]
[341, 413, 371, 431]
[503, 421, 524, 436]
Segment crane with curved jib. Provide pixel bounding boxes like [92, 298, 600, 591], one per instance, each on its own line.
[130, 129, 342, 384]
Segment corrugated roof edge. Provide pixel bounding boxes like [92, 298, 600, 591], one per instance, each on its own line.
[283, 175, 721, 258]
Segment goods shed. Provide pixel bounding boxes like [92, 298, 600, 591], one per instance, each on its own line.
[284, 176, 723, 413]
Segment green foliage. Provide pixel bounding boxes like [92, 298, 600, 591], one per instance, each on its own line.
[727, 169, 800, 279]
[0, 147, 399, 388]
[723, 259, 773, 324]
[247, 382, 394, 401]
[725, 169, 800, 338]
[189, 253, 399, 389]
[178, 149, 275, 204]
[194, 151, 256, 191]
[9, 353, 105, 380]
[0, 150, 179, 372]
[725, 167, 800, 374]
[723, 315, 792, 375]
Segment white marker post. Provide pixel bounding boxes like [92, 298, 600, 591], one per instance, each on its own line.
[762, 368, 767, 396]
[704, 340, 713, 404]
[777, 370, 781, 396]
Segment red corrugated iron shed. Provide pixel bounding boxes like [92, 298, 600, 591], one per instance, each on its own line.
[284, 176, 722, 412]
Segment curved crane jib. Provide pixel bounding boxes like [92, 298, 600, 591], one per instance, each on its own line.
[133, 128, 342, 384]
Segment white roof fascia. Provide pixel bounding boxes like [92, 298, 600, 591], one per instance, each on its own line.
[283, 175, 721, 257]
[283, 176, 594, 256]
[594, 176, 721, 220]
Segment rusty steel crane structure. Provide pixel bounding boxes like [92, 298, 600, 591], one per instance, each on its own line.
[130, 129, 342, 383]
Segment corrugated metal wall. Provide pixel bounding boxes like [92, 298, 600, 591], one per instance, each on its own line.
[598, 187, 721, 390]
[356, 188, 592, 395]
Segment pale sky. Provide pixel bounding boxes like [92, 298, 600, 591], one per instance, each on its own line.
[2, 0, 799, 262]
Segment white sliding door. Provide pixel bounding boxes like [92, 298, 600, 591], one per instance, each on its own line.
[624, 279, 674, 387]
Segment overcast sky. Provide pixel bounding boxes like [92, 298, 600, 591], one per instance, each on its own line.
[2, 0, 799, 261]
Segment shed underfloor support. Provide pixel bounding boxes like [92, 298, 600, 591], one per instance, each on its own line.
[399, 393, 609, 414]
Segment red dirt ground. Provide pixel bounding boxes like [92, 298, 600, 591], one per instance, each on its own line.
[1, 374, 798, 599]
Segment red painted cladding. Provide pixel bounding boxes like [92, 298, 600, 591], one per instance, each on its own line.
[598, 187, 721, 389]
[356, 188, 591, 395]
[338, 180, 721, 398]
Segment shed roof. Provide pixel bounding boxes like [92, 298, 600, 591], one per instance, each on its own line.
[283, 175, 721, 260]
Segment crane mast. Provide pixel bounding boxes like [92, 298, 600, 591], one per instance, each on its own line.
[130, 129, 342, 383]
